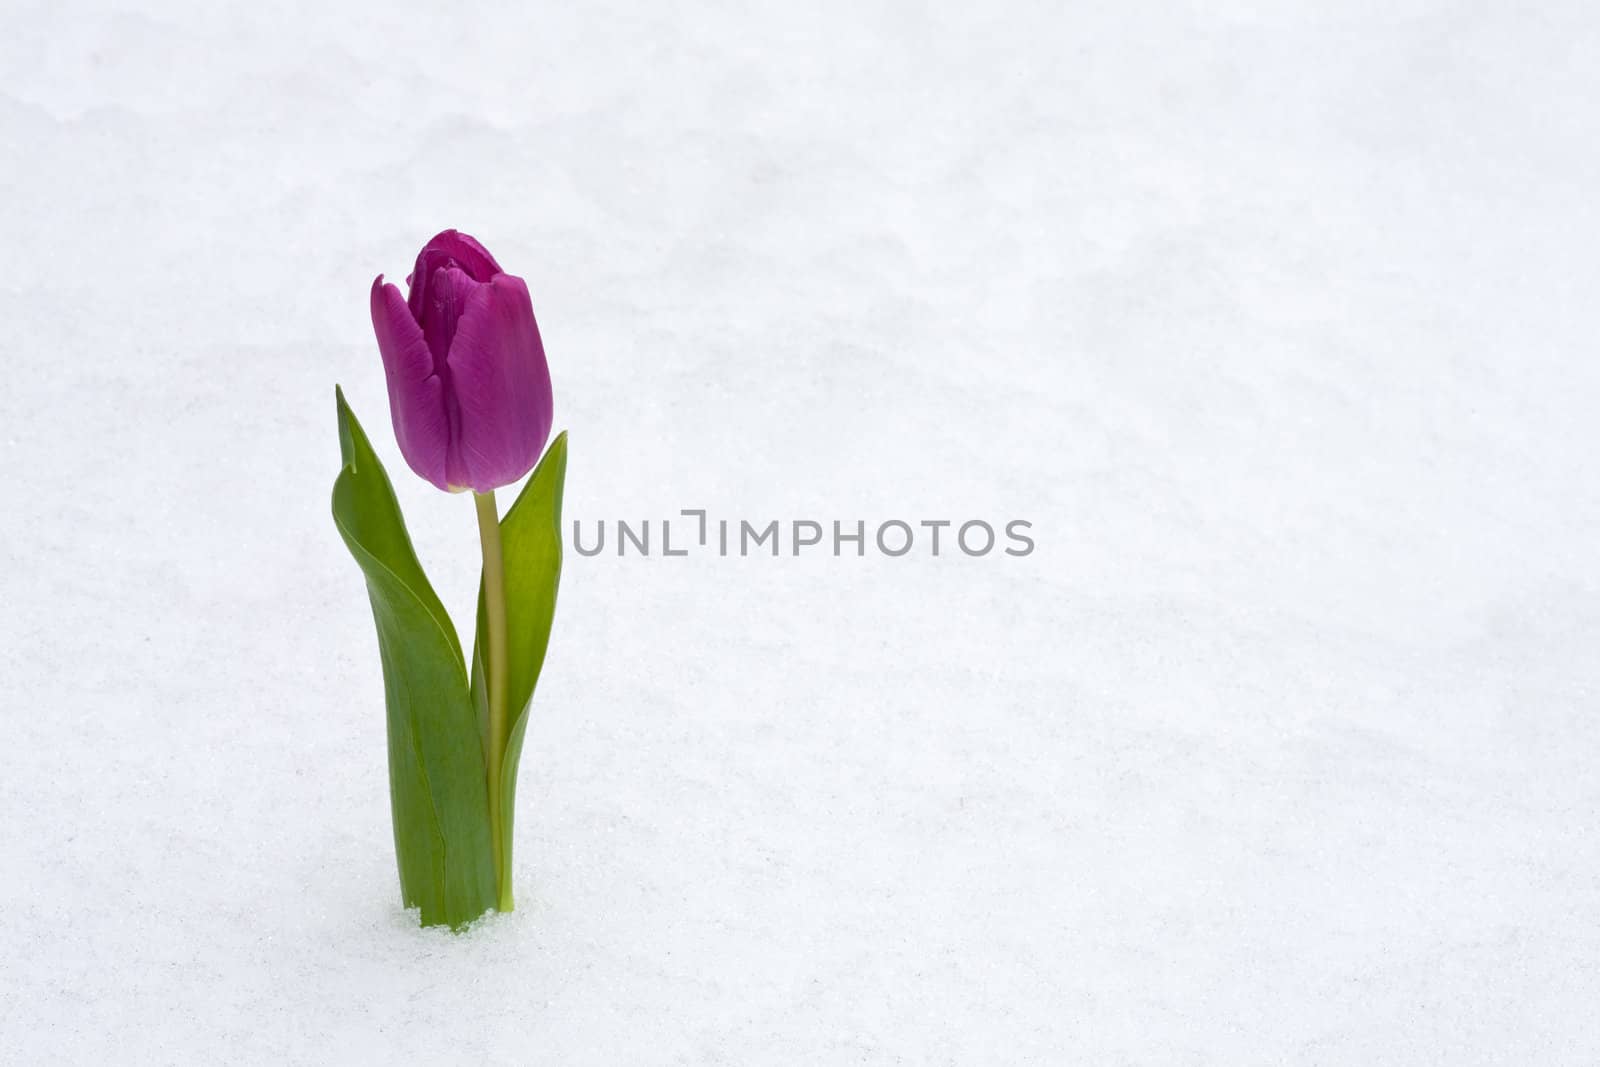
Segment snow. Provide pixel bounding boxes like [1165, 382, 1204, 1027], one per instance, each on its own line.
[3, 0, 1599, 1062]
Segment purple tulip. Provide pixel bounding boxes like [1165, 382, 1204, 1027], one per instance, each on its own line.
[370, 230, 553, 493]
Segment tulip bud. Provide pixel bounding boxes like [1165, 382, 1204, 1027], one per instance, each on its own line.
[370, 230, 553, 493]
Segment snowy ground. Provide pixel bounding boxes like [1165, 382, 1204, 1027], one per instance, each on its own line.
[3, 1, 1599, 1063]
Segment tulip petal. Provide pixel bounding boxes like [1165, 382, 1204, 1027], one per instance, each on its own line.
[425, 230, 502, 279]
[371, 275, 451, 491]
[420, 265, 485, 368]
[407, 230, 504, 318]
[445, 274, 554, 493]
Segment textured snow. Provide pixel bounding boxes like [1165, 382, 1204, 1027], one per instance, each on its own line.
[3, 1, 1599, 1063]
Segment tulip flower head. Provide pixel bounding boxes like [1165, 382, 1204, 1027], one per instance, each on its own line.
[370, 230, 553, 492]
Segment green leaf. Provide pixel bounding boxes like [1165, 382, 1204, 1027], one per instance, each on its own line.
[331, 387, 497, 929]
[471, 432, 568, 909]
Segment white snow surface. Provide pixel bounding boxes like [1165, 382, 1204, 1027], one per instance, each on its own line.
[3, 1, 1599, 1063]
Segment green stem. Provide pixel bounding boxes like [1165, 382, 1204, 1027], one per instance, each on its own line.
[473, 489, 512, 910]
